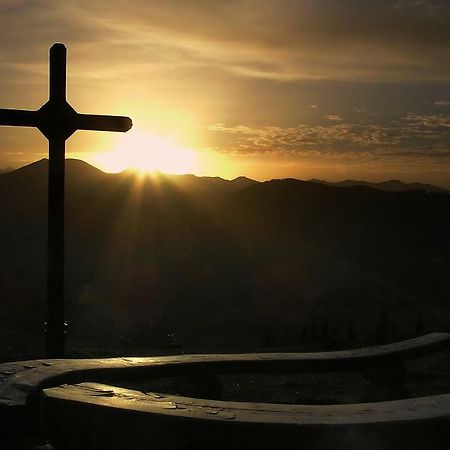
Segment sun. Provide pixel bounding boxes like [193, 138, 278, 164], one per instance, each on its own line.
[93, 130, 198, 174]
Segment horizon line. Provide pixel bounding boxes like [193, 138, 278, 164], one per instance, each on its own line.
[2, 157, 449, 192]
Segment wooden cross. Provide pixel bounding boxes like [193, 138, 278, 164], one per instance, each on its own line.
[0, 43, 132, 358]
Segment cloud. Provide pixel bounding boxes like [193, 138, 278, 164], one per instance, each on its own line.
[435, 100, 450, 106]
[385, 150, 450, 158]
[208, 122, 396, 154]
[1, 1, 449, 110]
[208, 112, 450, 160]
[68, 0, 450, 82]
[2, 0, 446, 84]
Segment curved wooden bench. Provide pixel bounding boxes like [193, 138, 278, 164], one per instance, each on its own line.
[42, 382, 450, 450]
[1, 333, 450, 449]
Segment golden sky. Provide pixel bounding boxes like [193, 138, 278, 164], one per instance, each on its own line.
[0, 0, 449, 186]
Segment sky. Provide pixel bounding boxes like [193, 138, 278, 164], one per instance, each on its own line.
[0, 0, 449, 186]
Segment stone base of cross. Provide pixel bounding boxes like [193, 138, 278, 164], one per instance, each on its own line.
[0, 43, 132, 357]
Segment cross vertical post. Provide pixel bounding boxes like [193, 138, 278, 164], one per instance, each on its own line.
[46, 45, 67, 358]
[0, 43, 132, 358]
[47, 135, 66, 357]
[50, 44, 67, 104]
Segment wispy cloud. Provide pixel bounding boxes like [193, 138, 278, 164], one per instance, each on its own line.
[209, 113, 450, 160]
[96, 0, 450, 82]
[325, 115, 344, 122]
[2, 0, 449, 83]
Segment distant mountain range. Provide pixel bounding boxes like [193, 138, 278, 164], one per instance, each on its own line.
[0, 159, 449, 357]
[2, 160, 448, 193]
[310, 178, 450, 194]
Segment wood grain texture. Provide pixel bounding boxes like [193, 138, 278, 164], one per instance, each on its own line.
[44, 381, 450, 425]
[1, 333, 450, 409]
[41, 382, 450, 450]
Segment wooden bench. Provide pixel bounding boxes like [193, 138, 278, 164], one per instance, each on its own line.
[1, 333, 450, 449]
[42, 382, 450, 450]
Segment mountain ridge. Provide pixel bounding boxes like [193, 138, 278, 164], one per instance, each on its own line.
[310, 178, 449, 194]
[2, 159, 448, 194]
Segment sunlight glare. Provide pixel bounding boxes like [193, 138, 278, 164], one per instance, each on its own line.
[93, 130, 198, 174]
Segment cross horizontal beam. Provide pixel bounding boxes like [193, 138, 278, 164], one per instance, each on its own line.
[0, 108, 37, 127]
[0, 109, 132, 134]
[76, 114, 132, 132]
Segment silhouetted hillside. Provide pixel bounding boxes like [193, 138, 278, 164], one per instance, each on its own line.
[1, 160, 449, 358]
[311, 178, 449, 194]
[229, 176, 258, 191]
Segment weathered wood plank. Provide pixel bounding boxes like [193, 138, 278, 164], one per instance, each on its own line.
[1, 333, 449, 409]
[41, 382, 450, 450]
[44, 382, 450, 425]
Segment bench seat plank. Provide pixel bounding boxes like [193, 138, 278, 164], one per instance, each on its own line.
[44, 382, 450, 425]
[41, 382, 450, 450]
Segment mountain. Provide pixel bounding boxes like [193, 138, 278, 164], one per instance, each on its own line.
[1, 160, 449, 357]
[229, 176, 259, 191]
[132, 173, 259, 194]
[310, 178, 449, 194]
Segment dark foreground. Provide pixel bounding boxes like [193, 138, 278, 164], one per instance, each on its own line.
[2, 334, 450, 450]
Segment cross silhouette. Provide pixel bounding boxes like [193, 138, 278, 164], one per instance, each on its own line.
[0, 43, 132, 357]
